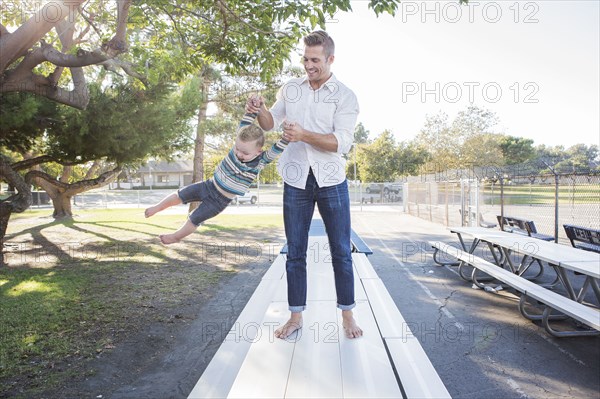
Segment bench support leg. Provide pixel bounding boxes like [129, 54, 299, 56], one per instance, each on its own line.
[518, 295, 566, 321]
[591, 278, 600, 303]
[516, 256, 545, 280]
[542, 307, 600, 338]
[432, 247, 460, 267]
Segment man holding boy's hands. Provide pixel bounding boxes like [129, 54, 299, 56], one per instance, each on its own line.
[246, 30, 362, 339]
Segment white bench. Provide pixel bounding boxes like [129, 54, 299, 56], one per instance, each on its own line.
[430, 241, 600, 337]
[187, 232, 451, 398]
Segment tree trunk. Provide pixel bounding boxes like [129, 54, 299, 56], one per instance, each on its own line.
[26, 166, 121, 220]
[0, 157, 32, 266]
[51, 191, 73, 219]
[60, 165, 73, 183]
[189, 72, 210, 213]
[0, 204, 12, 266]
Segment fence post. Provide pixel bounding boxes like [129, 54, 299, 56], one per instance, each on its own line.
[428, 182, 432, 221]
[499, 176, 504, 227]
[554, 173, 559, 243]
[445, 182, 449, 226]
[460, 180, 466, 227]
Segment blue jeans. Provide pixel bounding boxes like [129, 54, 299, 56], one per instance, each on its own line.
[283, 172, 355, 312]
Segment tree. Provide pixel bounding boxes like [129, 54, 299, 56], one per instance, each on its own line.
[354, 122, 371, 144]
[1, 0, 131, 108]
[462, 133, 504, 167]
[415, 111, 456, 170]
[498, 135, 535, 165]
[556, 144, 599, 172]
[345, 122, 370, 178]
[397, 141, 429, 176]
[1, 0, 401, 108]
[535, 144, 566, 164]
[356, 130, 400, 182]
[1, 82, 198, 223]
[416, 105, 502, 171]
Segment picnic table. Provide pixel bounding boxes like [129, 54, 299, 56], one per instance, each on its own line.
[444, 226, 600, 299]
[431, 226, 600, 337]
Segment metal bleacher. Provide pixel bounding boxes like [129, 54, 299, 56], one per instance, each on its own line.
[188, 218, 450, 398]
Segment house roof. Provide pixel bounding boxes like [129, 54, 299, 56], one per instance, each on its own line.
[137, 160, 194, 173]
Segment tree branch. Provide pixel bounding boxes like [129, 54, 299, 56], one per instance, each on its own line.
[100, 58, 148, 86]
[42, 43, 110, 67]
[0, 156, 32, 212]
[101, 0, 132, 57]
[215, 0, 284, 36]
[25, 165, 122, 192]
[48, 19, 75, 86]
[0, 0, 87, 73]
[0, 70, 89, 109]
[11, 156, 56, 171]
[0, 24, 9, 38]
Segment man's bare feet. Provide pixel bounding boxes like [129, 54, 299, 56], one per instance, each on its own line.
[159, 234, 180, 245]
[275, 312, 303, 339]
[342, 310, 363, 339]
[145, 206, 160, 218]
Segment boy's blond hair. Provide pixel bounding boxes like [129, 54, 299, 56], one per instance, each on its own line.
[238, 123, 265, 147]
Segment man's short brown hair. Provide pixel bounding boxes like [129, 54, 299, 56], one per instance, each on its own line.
[304, 30, 335, 59]
[237, 124, 265, 147]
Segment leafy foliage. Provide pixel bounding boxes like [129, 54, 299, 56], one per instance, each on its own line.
[45, 82, 199, 165]
[499, 136, 535, 165]
[0, 93, 57, 154]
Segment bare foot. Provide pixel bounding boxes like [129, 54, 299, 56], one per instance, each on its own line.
[145, 205, 160, 218]
[342, 310, 363, 339]
[275, 313, 303, 339]
[159, 234, 180, 245]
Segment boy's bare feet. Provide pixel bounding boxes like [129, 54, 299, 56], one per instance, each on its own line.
[342, 310, 363, 339]
[159, 234, 180, 245]
[275, 312, 303, 339]
[145, 206, 160, 218]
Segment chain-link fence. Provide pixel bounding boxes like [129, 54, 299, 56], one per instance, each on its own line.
[404, 162, 600, 245]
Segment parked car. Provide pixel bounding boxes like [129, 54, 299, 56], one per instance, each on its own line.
[231, 191, 257, 205]
[364, 183, 402, 195]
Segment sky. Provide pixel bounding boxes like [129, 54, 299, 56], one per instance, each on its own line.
[300, 0, 600, 148]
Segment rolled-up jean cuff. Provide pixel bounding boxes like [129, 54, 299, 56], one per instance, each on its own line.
[337, 302, 356, 311]
[288, 305, 306, 313]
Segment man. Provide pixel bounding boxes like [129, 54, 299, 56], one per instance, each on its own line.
[247, 30, 362, 339]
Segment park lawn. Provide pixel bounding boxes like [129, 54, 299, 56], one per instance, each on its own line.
[1, 208, 284, 397]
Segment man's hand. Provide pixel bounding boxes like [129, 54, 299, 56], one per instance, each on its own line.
[246, 94, 266, 114]
[283, 121, 305, 142]
[284, 121, 339, 152]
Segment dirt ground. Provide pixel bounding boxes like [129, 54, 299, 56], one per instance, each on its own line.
[1, 210, 286, 399]
[45, 262, 273, 399]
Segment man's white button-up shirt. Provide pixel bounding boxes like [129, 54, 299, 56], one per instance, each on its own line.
[269, 74, 359, 189]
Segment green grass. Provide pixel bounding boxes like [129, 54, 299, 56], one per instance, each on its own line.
[1, 208, 284, 396]
[481, 184, 600, 205]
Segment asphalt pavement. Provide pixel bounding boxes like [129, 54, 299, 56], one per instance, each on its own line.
[351, 210, 599, 399]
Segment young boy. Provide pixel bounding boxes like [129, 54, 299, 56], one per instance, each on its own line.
[145, 110, 288, 244]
